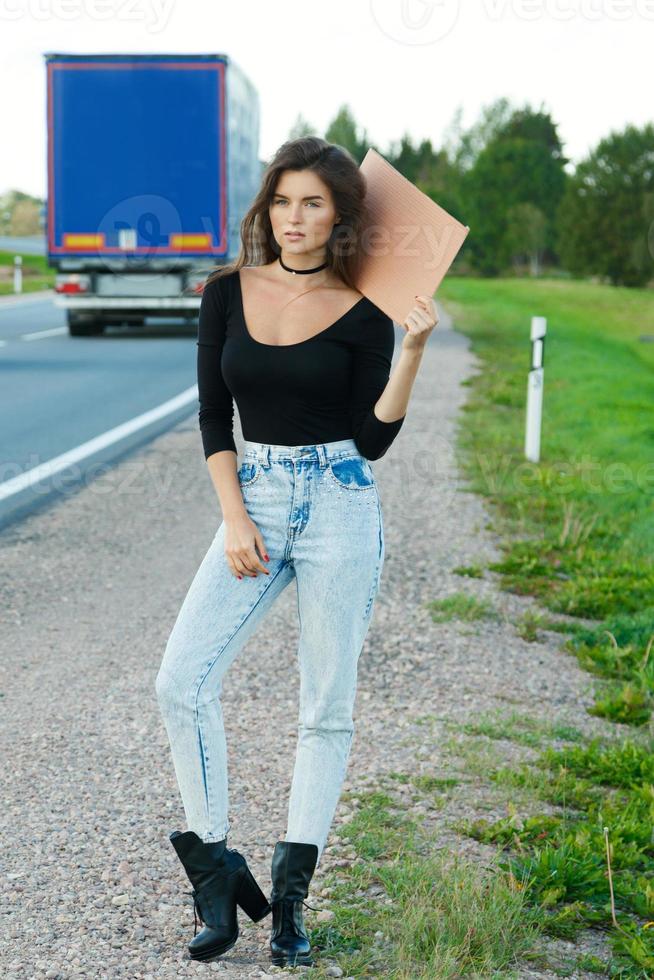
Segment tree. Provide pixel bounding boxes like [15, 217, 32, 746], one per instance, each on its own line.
[386, 134, 466, 227]
[442, 97, 515, 172]
[498, 104, 567, 164]
[11, 199, 41, 236]
[462, 105, 568, 275]
[505, 202, 548, 276]
[288, 114, 316, 139]
[324, 105, 370, 162]
[555, 123, 654, 287]
[0, 189, 44, 235]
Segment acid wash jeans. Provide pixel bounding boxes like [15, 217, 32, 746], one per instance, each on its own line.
[155, 438, 385, 864]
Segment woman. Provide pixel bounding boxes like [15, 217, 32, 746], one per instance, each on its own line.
[155, 136, 438, 968]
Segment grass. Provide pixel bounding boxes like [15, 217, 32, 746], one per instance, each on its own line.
[306, 788, 546, 978]
[0, 249, 54, 294]
[448, 707, 586, 749]
[436, 277, 654, 728]
[426, 591, 500, 624]
[456, 734, 654, 976]
[452, 563, 486, 579]
[427, 276, 654, 975]
[560, 616, 654, 726]
[307, 718, 654, 975]
[437, 276, 654, 619]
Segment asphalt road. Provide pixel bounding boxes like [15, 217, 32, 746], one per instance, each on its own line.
[0, 234, 45, 255]
[0, 292, 200, 528]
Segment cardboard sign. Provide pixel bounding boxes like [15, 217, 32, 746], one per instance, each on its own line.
[354, 148, 470, 324]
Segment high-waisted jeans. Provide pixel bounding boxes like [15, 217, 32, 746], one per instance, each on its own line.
[155, 438, 385, 864]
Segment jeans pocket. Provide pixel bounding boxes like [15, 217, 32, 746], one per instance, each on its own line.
[327, 456, 376, 491]
[237, 459, 263, 488]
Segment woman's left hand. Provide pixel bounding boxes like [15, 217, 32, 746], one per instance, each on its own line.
[401, 295, 439, 351]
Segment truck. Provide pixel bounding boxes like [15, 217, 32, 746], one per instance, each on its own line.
[44, 52, 261, 336]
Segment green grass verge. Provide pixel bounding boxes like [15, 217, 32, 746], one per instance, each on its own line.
[436, 276, 654, 727]
[430, 276, 654, 975]
[306, 789, 545, 978]
[0, 249, 54, 294]
[456, 731, 654, 977]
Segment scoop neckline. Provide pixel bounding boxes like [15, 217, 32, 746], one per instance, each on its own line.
[235, 268, 368, 349]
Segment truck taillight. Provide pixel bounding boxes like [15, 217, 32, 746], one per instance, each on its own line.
[55, 273, 91, 294]
[185, 276, 207, 295]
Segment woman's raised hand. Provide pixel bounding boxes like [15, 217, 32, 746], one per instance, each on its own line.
[401, 294, 439, 351]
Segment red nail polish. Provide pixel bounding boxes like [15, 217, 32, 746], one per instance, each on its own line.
[237, 575, 242, 580]
[264, 554, 269, 562]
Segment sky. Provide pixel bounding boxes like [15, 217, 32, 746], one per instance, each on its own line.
[1, 0, 653, 199]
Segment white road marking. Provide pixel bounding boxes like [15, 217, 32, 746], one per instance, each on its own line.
[0, 293, 54, 309]
[21, 327, 68, 340]
[0, 386, 199, 503]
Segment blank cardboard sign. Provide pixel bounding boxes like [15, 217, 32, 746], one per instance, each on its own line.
[354, 148, 470, 324]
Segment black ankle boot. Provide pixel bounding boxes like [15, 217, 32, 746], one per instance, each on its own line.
[170, 830, 271, 962]
[269, 840, 320, 967]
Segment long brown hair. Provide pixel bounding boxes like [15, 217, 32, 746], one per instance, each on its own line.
[204, 136, 368, 290]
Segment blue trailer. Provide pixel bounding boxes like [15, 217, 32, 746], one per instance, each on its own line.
[44, 52, 261, 335]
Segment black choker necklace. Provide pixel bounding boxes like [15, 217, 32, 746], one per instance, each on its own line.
[278, 255, 328, 276]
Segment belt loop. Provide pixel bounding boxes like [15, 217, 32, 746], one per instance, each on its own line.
[317, 444, 327, 468]
[257, 445, 268, 467]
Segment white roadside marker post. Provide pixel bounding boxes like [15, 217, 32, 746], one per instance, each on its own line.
[14, 255, 22, 294]
[525, 315, 546, 462]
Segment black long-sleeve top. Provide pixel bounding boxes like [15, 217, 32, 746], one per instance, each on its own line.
[196, 269, 406, 461]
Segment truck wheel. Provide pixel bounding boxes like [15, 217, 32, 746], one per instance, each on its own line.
[67, 312, 105, 336]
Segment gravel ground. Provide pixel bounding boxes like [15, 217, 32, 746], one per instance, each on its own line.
[0, 304, 614, 978]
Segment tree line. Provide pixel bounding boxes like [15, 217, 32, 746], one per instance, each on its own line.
[4, 96, 653, 287]
[289, 99, 654, 288]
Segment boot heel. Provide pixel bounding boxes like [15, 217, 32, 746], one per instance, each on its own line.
[236, 866, 272, 922]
